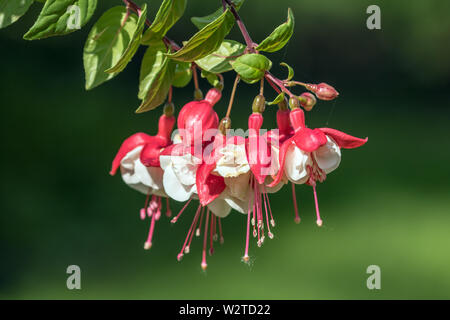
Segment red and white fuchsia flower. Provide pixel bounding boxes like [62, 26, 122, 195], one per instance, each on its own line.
[111, 81, 367, 270]
[110, 107, 175, 250]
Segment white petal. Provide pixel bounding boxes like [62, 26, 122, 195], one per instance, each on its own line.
[159, 155, 172, 170]
[207, 198, 231, 218]
[284, 145, 311, 184]
[314, 136, 341, 174]
[215, 144, 250, 177]
[171, 154, 200, 186]
[163, 165, 194, 202]
[224, 172, 251, 200]
[120, 146, 152, 195]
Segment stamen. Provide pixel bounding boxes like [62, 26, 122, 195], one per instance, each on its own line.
[177, 204, 202, 261]
[165, 197, 172, 217]
[171, 198, 192, 224]
[154, 196, 162, 221]
[212, 215, 218, 241]
[292, 183, 301, 224]
[201, 209, 210, 271]
[144, 210, 157, 250]
[188, 206, 204, 250]
[141, 189, 152, 220]
[218, 217, 224, 244]
[312, 184, 323, 227]
[140, 208, 146, 220]
[209, 212, 214, 256]
[196, 206, 205, 236]
[243, 189, 252, 263]
[262, 186, 273, 239]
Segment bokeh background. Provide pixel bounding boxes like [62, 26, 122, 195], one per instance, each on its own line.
[1, 0, 449, 299]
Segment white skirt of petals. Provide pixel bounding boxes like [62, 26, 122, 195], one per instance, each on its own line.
[284, 136, 341, 184]
[120, 146, 166, 196]
[313, 136, 341, 174]
[160, 153, 201, 202]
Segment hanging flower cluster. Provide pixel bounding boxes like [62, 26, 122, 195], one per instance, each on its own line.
[110, 81, 367, 269]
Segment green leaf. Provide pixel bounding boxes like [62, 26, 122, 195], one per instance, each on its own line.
[0, 0, 33, 29]
[268, 92, 285, 105]
[172, 62, 192, 88]
[23, 0, 97, 40]
[191, 0, 244, 29]
[141, 0, 186, 45]
[280, 62, 294, 80]
[195, 39, 245, 74]
[138, 41, 166, 99]
[256, 8, 294, 53]
[166, 9, 235, 62]
[230, 53, 272, 84]
[137, 47, 175, 113]
[201, 70, 219, 87]
[83, 6, 139, 90]
[105, 3, 147, 74]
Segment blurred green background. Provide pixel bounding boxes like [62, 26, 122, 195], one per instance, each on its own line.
[1, 0, 450, 299]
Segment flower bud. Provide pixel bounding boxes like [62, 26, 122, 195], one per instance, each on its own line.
[289, 96, 300, 110]
[305, 82, 339, 101]
[219, 117, 231, 134]
[163, 102, 174, 116]
[277, 99, 288, 111]
[298, 92, 316, 111]
[252, 94, 265, 113]
[194, 88, 203, 101]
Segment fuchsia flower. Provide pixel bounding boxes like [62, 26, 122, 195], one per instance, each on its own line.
[268, 107, 368, 226]
[158, 88, 234, 269]
[110, 112, 175, 249]
[195, 111, 283, 263]
[110, 82, 367, 270]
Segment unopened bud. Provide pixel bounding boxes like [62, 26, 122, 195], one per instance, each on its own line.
[194, 88, 203, 101]
[278, 99, 288, 111]
[298, 92, 316, 111]
[305, 83, 339, 101]
[163, 102, 174, 116]
[219, 117, 231, 134]
[289, 96, 300, 110]
[215, 80, 224, 91]
[252, 94, 265, 113]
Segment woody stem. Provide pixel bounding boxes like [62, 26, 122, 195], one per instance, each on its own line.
[226, 74, 240, 119]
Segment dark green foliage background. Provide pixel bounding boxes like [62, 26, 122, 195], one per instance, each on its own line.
[1, 0, 449, 299]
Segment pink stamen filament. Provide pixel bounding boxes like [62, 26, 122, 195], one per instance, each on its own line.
[141, 190, 152, 220]
[165, 197, 172, 217]
[187, 206, 203, 252]
[218, 217, 224, 244]
[171, 198, 192, 223]
[312, 185, 323, 227]
[262, 186, 273, 239]
[144, 209, 157, 250]
[196, 206, 205, 237]
[291, 183, 301, 224]
[177, 204, 202, 261]
[243, 184, 253, 263]
[209, 212, 214, 256]
[201, 209, 210, 270]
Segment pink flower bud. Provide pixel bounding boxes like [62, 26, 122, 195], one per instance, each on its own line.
[305, 82, 339, 101]
[299, 92, 316, 111]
